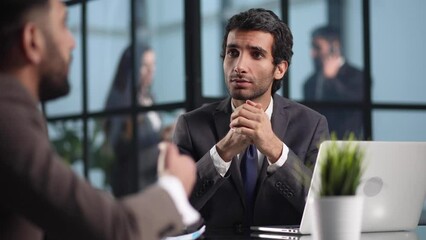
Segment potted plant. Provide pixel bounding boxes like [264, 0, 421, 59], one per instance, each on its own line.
[311, 133, 365, 240]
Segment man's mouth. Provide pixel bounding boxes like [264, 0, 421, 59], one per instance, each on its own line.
[230, 78, 252, 87]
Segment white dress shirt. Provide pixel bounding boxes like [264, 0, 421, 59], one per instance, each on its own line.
[158, 175, 200, 226]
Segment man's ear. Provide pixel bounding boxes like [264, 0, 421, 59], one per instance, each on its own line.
[21, 23, 45, 65]
[274, 60, 288, 80]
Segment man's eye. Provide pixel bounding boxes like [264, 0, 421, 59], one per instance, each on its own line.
[252, 51, 263, 59]
[227, 49, 239, 57]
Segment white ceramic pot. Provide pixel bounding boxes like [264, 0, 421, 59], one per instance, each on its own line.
[311, 195, 364, 240]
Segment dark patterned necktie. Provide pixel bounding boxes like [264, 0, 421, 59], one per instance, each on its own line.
[241, 144, 258, 218]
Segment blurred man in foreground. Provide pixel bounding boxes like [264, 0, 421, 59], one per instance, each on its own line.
[0, 0, 199, 239]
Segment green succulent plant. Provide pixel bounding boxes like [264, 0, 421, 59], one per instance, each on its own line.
[319, 132, 365, 196]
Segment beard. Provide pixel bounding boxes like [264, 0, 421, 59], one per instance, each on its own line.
[39, 63, 70, 101]
[229, 86, 269, 101]
[226, 76, 271, 101]
[38, 36, 71, 102]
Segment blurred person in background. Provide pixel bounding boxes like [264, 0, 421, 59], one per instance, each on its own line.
[303, 25, 365, 139]
[105, 45, 172, 196]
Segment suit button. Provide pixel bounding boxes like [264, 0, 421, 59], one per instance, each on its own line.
[275, 182, 282, 188]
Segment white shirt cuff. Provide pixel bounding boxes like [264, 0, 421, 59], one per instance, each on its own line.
[210, 145, 231, 177]
[158, 175, 200, 226]
[267, 142, 289, 173]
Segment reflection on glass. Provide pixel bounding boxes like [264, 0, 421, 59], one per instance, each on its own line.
[201, 0, 224, 98]
[87, 0, 130, 112]
[303, 26, 365, 139]
[371, 0, 426, 104]
[288, 0, 365, 139]
[289, 0, 327, 100]
[103, 107, 183, 196]
[373, 110, 426, 141]
[104, 45, 157, 110]
[103, 113, 133, 196]
[312, 107, 363, 139]
[102, 44, 154, 194]
[303, 26, 364, 102]
[141, 0, 185, 104]
[136, 109, 181, 191]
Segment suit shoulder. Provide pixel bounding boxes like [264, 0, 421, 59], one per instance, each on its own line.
[294, 101, 323, 117]
[277, 96, 325, 120]
[342, 63, 364, 75]
[180, 101, 224, 119]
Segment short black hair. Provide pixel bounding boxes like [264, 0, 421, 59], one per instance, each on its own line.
[221, 8, 293, 94]
[312, 25, 341, 43]
[0, 0, 49, 68]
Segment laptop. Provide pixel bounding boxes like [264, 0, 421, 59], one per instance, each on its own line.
[251, 141, 426, 235]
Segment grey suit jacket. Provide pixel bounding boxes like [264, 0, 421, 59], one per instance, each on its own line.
[0, 75, 184, 240]
[173, 94, 329, 228]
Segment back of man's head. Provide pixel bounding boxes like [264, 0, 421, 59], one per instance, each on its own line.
[0, 0, 49, 69]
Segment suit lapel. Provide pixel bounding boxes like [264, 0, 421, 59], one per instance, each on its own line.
[230, 158, 246, 208]
[271, 95, 290, 142]
[214, 98, 247, 208]
[213, 98, 231, 141]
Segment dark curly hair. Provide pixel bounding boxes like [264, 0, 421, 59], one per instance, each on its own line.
[221, 8, 293, 94]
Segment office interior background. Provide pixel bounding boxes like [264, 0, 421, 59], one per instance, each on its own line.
[47, 0, 426, 221]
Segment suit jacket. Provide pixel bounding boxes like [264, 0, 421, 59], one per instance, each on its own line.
[303, 63, 365, 139]
[173, 94, 329, 229]
[304, 62, 364, 102]
[0, 74, 184, 240]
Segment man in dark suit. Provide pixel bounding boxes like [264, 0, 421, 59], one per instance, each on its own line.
[173, 8, 329, 229]
[0, 0, 199, 239]
[303, 26, 365, 139]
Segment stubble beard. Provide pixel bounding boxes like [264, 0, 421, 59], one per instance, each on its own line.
[229, 88, 265, 101]
[39, 40, 71, 102]
[226, 75, 271, 101]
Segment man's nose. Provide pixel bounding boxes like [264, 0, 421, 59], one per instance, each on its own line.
[234, 55, 248, 74]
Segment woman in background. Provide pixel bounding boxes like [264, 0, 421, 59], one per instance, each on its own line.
[105, 44, 165, 196]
